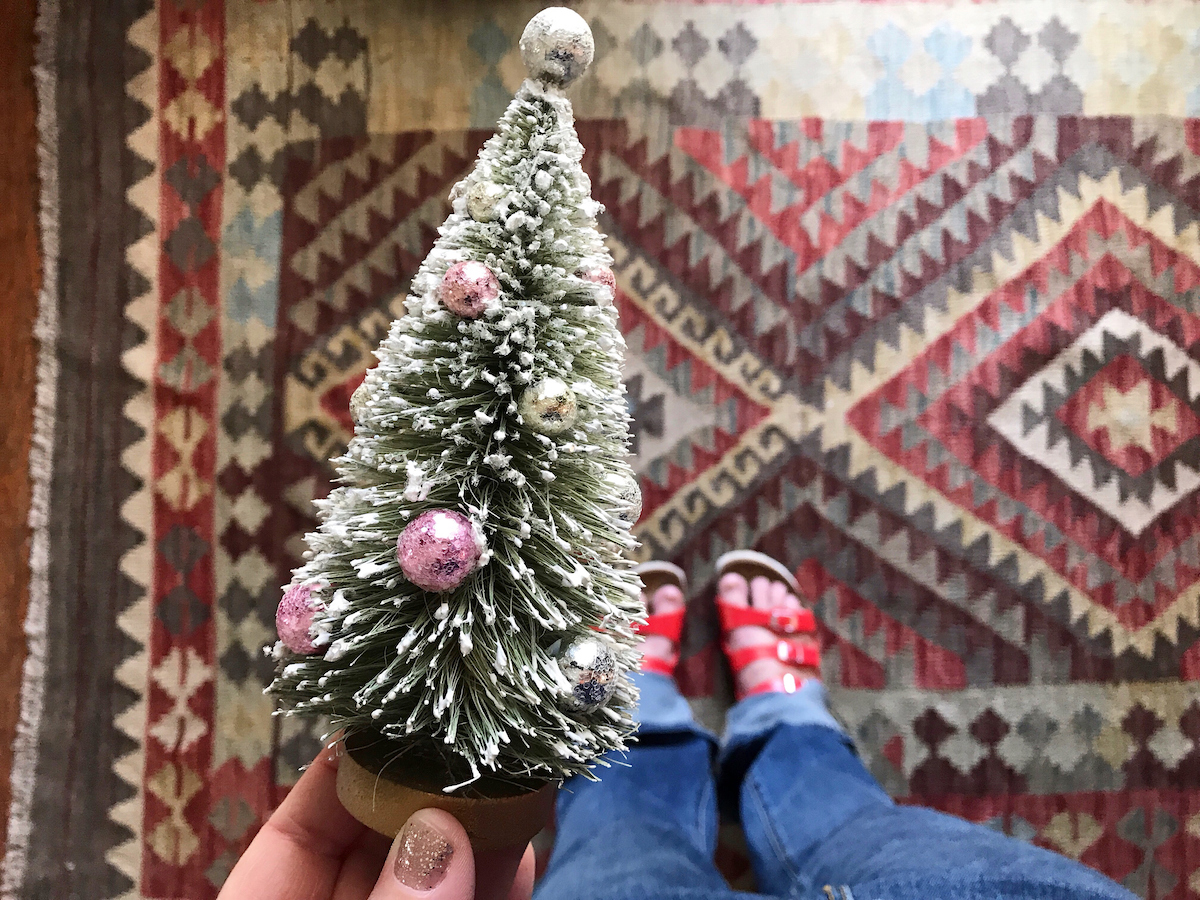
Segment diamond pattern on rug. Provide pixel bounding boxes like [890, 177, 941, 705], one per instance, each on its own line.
[990, 309, 1200, 531]
[832, 165, 1200, 662]
[1057, 355, 1200, 477]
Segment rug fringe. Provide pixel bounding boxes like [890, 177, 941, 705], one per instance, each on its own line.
[1, 0, 61, 893]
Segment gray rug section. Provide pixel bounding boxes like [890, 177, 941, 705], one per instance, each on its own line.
[17, 0, 154, 896]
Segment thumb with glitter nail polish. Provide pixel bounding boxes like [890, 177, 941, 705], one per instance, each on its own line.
[369, 809, 534, 900]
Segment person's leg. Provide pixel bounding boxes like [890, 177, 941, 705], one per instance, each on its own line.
[535, 584, 737, 900]
[537, 710, 727, 899]
[738, 721, 1134, 900]
[718, 569, 1135, 900]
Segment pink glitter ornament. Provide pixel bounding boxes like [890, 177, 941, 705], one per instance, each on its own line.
[276, 583, 322, 654]
[397, 509, 483, 592]
[576, 265, 615, 306]
[438, 261, 500, 319]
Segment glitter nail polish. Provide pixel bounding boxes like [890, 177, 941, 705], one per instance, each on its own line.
[394, 818, 453, 891]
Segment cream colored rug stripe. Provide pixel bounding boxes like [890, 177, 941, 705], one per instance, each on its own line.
[104, 6, 161, 898]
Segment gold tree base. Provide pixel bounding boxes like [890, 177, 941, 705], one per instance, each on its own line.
[335, 736, 557, 851]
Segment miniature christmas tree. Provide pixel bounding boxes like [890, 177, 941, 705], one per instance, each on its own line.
[269, 8, 644, 804]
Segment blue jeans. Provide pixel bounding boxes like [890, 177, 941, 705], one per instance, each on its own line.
[536, 673, 1136, 900]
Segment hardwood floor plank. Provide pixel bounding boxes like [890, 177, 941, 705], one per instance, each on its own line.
[0, 0, 43, 852]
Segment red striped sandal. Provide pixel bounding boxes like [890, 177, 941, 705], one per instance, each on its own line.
[716, 550, 820, 698]
[633, 561, 689, 677]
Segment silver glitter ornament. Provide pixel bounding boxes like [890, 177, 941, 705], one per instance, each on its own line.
[519, 8, 594, 88]
[557, 637, 617, 712]
[518, 377, 578, 435]
[606, 470, 642, 525]
[466, 180, 505, 223]
[349, 381, 369, 424]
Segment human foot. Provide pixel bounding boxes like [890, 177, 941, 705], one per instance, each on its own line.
[634, 562, 688, 677]
[716, 551, 820, 698]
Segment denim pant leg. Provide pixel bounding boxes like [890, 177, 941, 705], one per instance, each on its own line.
[536, 673, 744, 900]
[723, 687, 1136, 900]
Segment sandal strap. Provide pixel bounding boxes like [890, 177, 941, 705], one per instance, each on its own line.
[634, 609, 685, 644]
[726, 640, 820, 672]
[640, 654, 678, 677]
[717, 600, 816, 636]
[741, 672, 812, 698]
[633, 584, 684, 678]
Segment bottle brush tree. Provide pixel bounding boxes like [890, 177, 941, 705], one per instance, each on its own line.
[269, 8, 644, 803]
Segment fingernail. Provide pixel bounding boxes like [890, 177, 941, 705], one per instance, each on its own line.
[322, 740, 344, 765]
[394, 816, 453, 891]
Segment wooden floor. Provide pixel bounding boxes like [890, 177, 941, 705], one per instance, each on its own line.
[0, 0, 41, 852]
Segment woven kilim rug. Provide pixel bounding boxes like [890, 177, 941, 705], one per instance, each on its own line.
[8, 0, 1200, 896]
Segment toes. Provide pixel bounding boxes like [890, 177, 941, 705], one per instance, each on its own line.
[722, 563, 821, 696]
[719, 572, 749, 606]
[768, 580, 789, 608]
[641, 635, 675, 661]
[651, 583, 685, 613]
[749, 575, 773, 609]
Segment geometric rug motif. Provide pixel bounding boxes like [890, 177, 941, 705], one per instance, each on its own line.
[19, 2, 1200, 899]
[839, 174, 1200, 667]
[990, 309, 1200, 535]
